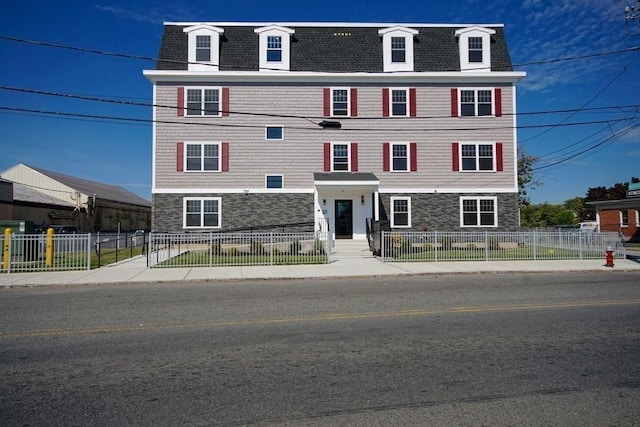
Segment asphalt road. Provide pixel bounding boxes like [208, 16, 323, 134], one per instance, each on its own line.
[1, 272, 640, 426]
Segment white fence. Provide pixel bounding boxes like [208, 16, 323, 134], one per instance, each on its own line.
[148, 232, 330, 267]
[380, 231, 626, 262]
[0, 233, 91, 273]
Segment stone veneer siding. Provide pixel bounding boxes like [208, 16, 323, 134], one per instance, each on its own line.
[378, 193, 520, 231]
[152, 193, 315, 233]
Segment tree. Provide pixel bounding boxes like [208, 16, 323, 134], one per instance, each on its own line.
[583, 177, 639, 219]
[517, 150, 541, 207]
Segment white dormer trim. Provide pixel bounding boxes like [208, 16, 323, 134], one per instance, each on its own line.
[254, 25, 295, 71]
[183, 24, 224, 71]
[378, 26, 418, 72]
[455, 26, 495, 72]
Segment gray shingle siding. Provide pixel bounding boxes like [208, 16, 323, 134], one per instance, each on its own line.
[156, 24, 514, 72]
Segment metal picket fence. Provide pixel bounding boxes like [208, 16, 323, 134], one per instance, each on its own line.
[1, 233, 91, 273]
[380, 231, 626, 262]
[148, 232, 329, 267]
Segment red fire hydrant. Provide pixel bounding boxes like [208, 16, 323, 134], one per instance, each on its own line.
[605, 246, 614, 268]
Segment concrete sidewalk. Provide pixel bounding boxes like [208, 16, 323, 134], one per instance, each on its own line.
[1, 254, 639, 287]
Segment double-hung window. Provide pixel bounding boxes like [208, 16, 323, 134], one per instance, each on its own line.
[461, 197, 497, 227]
[186, 88, 220, 116]
[267, 36, 282, 62]
[460, 89, 493, 116]
[195, 35, 211, 62]
[391, 37, 406, 63]
[391, 197, 411, 228]
[333, 144, 349, 171]
[391, 89, 408, 116]
[468, 37, 483, 63]
[184, 197, 221, 228]
[391, 143, 409, 171]
[332, 89, 349, 116]
[621, 210, 629, 227]
[185, 143, 220, 171]
[461, 143, 494, 171]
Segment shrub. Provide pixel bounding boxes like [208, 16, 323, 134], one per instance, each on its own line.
[423, 243, 434, 251]
[227, 247, 238, 257]
[313, 238, 325, 255]
[487, 237, 501, 250]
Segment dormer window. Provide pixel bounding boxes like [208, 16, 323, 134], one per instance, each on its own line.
[184, 24, 224, 71]
[455, 26, 495, 72]
[254, 25, 295, 71]
[378, 26, 418, 72]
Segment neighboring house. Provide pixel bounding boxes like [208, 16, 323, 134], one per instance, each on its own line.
[0, 164, 151, 232]
[587, 196, 640, 242]
[144, 22, 526, 239]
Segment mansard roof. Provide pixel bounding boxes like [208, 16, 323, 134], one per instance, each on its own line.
[155, 23, 514, 73]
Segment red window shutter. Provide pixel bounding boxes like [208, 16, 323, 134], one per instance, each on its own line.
[383, 142, 390, 171]
[382, 88, 390, 117]
[351, 143, 358, 172]
[452, 142, 460, 171]
[222, 142, 229, 172]
[350, 88, 358, 117]
[410, 142, 417, 172]
[323, 88, 331, 117]
[222, 87, 230, 117]
[409, 88, 417, 117]
[451, 88, 458, 117]
[323, 143, 331, 171]
[495, 88, 502, 117]
[496, 142, 503, 171]
[177, 87, 184, 117]
[176, 142, 184, 171]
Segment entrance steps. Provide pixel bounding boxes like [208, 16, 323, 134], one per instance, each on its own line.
[329, 239, 374, 261]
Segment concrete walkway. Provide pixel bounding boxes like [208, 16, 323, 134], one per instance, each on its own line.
[1, 254, 639, 287]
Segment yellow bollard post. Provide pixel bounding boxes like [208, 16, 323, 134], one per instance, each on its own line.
[46, 227, 54, 267]
[2, 228, 11, 271]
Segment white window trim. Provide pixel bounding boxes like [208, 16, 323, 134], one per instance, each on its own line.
[185, 87, 222, 117]
[265, 125, 284, 140]
[620, 210, 629, 227]
[389, 142, 411, 172]
[330, 87, 351, 117]
[183, 25, 224, 71]
[378, 26, 418, 72]
[184, 141, 222, 172]
[458, 88, 495, 117]
[183, 197, 222, 229]
[388, 87, 410, 117]
[331, 142, 351, 172]
[455, 26, 495, 72]
[460, 196, 498, 228]
[254, 25, 295, 71]
[459, 142, 497, 172]
[390, 196, 411, 228]
[265, 174, 284, 189]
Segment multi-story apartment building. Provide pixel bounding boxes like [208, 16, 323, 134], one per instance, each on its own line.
[144, 22, 526, 239]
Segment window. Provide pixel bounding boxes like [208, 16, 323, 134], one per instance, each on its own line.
[391, 197, 411, 227]
[266, 175, 283, 189]
[392, 143, 408, 171]
[621, 210, 629, 227]
[185, 143, 220, 171]
[333, 144, 349, 171]
[391, 89, 407, 116]
[460, 89, 493, 116]
[265, 126, 283, 140]
[461, 197, 497, 227]
[267, 36, 282, 62]
[184, 197, 221, 228]
[332, 89, 349, 116]
[195, 35, 211, 62]
[186, 88, 220, 116]
[468, 37, 483, 63]
[461, 144, 494, 171]
[391, 37, 406, 62]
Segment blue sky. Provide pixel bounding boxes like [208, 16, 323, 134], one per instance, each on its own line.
[1, 0, 638, 204]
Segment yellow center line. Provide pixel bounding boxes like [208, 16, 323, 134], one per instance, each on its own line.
[2, 300, 639, 339]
